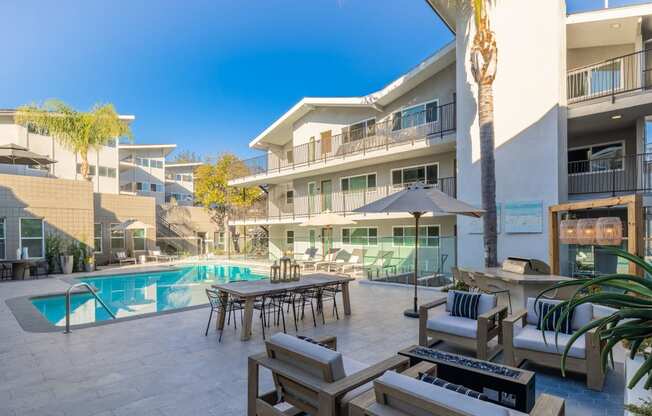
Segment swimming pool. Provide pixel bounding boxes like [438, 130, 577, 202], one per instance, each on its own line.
[31, 264, 266, 327]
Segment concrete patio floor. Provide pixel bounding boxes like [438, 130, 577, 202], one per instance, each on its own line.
[0, 274, 625, 416]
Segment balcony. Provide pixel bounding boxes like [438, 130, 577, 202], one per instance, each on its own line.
[567, 49, 652, 104]
[568, 153, 652, 196]
[230, 177, 456, 224]
[231, 101, 456, 184]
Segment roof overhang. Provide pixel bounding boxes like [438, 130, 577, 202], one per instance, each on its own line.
[118, 143, 177, 156]
[424, 0, 456, 33]
[566, 4, 652, 49]
[249, 41, 456, 150]
[0, 109, 136, 124]
[566, 3, 652, 24]
[165, 162, 203, 168]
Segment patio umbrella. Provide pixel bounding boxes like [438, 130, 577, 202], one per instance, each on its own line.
[353, 182, 484, 318]
[299, 210, 356, 259]
[0, 143, 56, 166]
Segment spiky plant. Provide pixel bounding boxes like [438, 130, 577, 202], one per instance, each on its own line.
[536, 246, 652, 390]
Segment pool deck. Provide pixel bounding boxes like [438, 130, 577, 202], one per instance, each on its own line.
[0, 266, 625, 416]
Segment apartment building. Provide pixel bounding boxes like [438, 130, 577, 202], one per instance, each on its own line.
[230, 1, 652, 277]
[118, 143, 176, 204]
[165, 162, 202, 205]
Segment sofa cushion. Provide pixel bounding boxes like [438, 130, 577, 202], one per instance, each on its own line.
[512, 324, 586, 359]
[536, 300, 573, 335]
[427, 313, 477, 338]
[419, 374, 488, 401]
[377, 371, 509, 416]
[269, 333, 346, 381]
[447, 290, 497, 316]
[526, 297, 593, 331]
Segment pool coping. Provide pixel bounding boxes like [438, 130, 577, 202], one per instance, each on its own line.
[6, 262, 269, 333]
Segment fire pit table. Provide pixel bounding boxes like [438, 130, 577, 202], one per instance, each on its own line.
[399, 345, 535, 413]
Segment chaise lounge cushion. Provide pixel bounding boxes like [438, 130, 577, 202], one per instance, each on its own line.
[512, 324, 586, 359]
[268, 333, 346, 381]
[446, 290, 497, 316]
[377, 371, 511, 416]
[526, 297, 593, 331]
[427, 313, 478, 338]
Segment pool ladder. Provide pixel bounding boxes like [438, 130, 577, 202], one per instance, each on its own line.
[65, 282, 116, 334]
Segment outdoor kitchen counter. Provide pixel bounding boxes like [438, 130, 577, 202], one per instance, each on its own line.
[459, 267, 575, 308]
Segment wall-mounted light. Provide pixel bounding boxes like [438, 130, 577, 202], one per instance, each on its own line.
[611, 114, 622, 120]
[611, 23, 622, 29]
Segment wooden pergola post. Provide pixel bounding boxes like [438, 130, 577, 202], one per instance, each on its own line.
[549, 194, 643, 276]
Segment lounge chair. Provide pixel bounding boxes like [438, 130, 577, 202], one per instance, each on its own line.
[349, 361, 565, 416]
[330, 248, 364, 275]
[503, 297, 605, 391]
[419, 290, 507, 360]
[147, 248, 176, 263]
[248, 333, 410, 416]
[296, 247, 319, 271]
[314, 248, 342, 271]
[114, 251, 136, 265]
[364, 251, 396, 279]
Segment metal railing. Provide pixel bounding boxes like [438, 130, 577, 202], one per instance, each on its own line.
[568, 153, 652, 195]
[231, 177, 456, 222]
[234, 101, 456, 180]
[65, 282, 115, 333]
[567, 49, 652, 103]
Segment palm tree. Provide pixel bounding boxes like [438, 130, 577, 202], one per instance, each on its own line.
[468, 0, 498, 267]
[15, 100, 132, 179]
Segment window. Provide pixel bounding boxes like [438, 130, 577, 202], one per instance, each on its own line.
[392, 164, 438, 186]
[0, 219, 5, 259]
[107, 168, 116, 178]
[151, 160, 163, 169]
[341, 173, 376, 192]
[393, 225, 440, 247]
[132, 229, 146, 251]
[110, 223, 125, 249]
[106, 139, 116, 147]
[98, 166, 108, 177]
[286, 190, 294, 204]
[76, 164, 96, 176]
[94, 223, 102, 253]
[348, 118, 376, 141]
[136, 157, 150, 167]
[309, 229, 316, 249]
[391, 100, 439, 131]
[286, 230, 294, 245]
[136, 182, 150, 192]
[150, 183, 163, 192]
[342, 228, 378, 245]
[568, 142, 624, 174]
[20, 218, 44, 258]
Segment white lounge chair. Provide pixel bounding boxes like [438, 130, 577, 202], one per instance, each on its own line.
[330, 248, 364, 275]
[114, 251, 136, 265]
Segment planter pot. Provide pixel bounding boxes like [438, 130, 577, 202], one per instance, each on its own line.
[625, 354, 652, 415]
[60, 255, 74, 275]
[84, 263, 95, 273]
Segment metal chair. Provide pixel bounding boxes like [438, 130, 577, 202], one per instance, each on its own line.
[319, 282, 341, 320]
[30, 260, 49, 279]
[204, 289, 244, 342]
[0, 263, 11, 280]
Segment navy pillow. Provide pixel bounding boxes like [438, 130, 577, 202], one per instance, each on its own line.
[536, 301, 573, 334]
[419, 374, 488, 401]
[451, 292, 481, 320]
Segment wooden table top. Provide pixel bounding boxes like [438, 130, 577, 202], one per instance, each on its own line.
[459, 267, 573, 284]
[211, 273, 353, 297]
[0, 259, 37, 264]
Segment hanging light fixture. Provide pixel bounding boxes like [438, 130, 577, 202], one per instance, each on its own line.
[559, 219, 579, 245]
[595, 217, 623, 246]
[577, 218, 598, 245]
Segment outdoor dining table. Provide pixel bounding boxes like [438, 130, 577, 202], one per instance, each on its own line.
[212, 273, 354, 341]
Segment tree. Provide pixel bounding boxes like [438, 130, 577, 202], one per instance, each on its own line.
[467, 0, 499, 267]
[15, 100, 132, 179]
[170, 149, 201, 164]
[194, 153, 263, 252]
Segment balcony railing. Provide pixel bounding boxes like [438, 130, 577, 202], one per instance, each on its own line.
[568, 153, 652, 195]
[567, 49, 652, 103]
[235, 101, 456, 180]
[231, 177, 456, 221]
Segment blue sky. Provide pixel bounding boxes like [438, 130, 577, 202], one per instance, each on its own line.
[0, 0, 646, 159]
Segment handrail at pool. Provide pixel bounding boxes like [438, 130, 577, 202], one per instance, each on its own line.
[65, 282, 116, 334]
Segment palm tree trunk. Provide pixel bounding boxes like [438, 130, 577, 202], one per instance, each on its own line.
[80, 151, 91, 180]
[478, 82, 498, 267]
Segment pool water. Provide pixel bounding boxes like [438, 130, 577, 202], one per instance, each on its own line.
[31, 264, 266, 327]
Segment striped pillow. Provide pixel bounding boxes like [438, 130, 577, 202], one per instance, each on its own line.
[450, 292, 481, 320]
[419, 374, 488, 401]
[536, 301, 573, 334]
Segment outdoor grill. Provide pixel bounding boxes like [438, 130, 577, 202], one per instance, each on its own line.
[501, 257, 551, 275]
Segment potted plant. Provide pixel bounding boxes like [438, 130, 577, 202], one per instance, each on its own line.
[59, 244, 74, 275]
[540, 247, 652, 406]
[84, 255, 95, 273]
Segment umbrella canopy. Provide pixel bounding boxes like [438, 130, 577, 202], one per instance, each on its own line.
[117, 219, 154, 230]
[299, 210, 356, 227]
[352, 182, 484, 218]
[0, 143, 56, 166]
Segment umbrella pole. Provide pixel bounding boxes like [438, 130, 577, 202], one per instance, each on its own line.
[404, 212, 421, 318]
